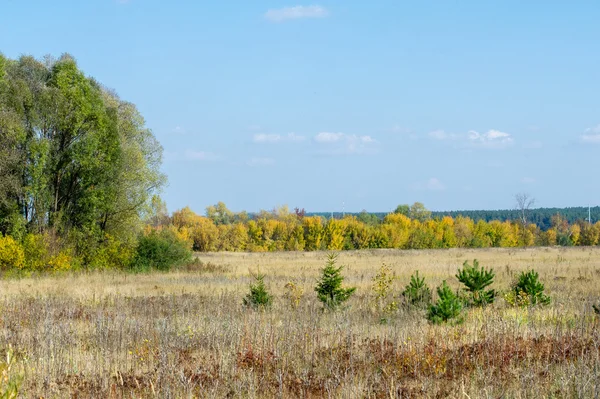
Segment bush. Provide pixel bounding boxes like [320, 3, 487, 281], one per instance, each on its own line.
[243, 271, 273, 309]
[284, 280, 304, 309]
[0, 235, 25, 271]
[456, 259, 495, 307]
[372, 263, 398, 311]
[507, 270, 550, 306]
[130, 229, 192, 272]
[427, 281, 463, 324]
[22, 234, 48, 271]
[315, 253, 356, 310]
[402, 270, 432, 309]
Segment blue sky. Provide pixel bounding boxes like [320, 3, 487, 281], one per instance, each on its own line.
[2, 1, 600, 213]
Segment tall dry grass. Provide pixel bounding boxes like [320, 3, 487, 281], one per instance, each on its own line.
[0, 247, 598, 397]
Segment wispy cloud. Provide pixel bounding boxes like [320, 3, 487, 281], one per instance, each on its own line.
[467, 129, 514, 149]
[265, 5, 328, 22]
[414, 177, 446, 191]
[253, 133, 306, 143]
[521, 177, 536, 184]
[428, 129, 459, 141]
[581, 124, 600, 143]
[428, 128, 514, 149]
[184, 150, 220, 161]
[247, 157, 275, 167]
[314, 132, 377, 154]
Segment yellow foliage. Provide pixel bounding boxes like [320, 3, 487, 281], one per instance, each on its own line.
[22, 234, 49, 271]
[48, 251, 72, 272]
[284, 280, 304, 309]
[324, 219, 345, 250]
[0, 235, 25, 270]
[190, 217, 219, 252]
[93, 234, 135, 269]
[570, 224, 581, 246]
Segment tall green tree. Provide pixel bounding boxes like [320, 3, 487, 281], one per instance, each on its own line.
[0, 53, 165, 263]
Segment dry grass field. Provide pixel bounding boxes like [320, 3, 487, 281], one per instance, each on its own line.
[0, 247, 599, 398]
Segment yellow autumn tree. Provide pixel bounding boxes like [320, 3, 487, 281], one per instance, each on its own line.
[324, 218, 345, 250]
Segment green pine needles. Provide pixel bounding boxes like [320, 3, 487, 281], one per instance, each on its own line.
[402, 271, 432, 309]
[243, 270, 273, 309]
[456, 259, 496, 307]
[510, 270, 550, 306]
[427, 281, 463, 324]
[315, 253, 356, 310]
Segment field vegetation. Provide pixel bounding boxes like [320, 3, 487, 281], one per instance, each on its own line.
[0, 247, 597, 397]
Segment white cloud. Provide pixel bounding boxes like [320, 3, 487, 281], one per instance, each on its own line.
[427, 128, 513, 149]
[247, 157, 275, 167]
[265, 5, 328, 22]
[414, 177, 446, 191]
[314, 132, 378, 154]
[314, 132, 344, 143]
[426, 178, 446, 191]
[581, 125, 600, 143]
[428, 129, 459, 141]
[468, 129, 514, 149]
[253, 133, 305, 143]
[521, 177, 536, 184]
[184, 150, 220, 161]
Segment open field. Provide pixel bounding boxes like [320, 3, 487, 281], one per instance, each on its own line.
[1, 247, 599, 397]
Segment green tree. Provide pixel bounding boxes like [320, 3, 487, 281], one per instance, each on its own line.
[393, 204, 410, 216]
[0, 53, 165, 265]
[427, 281, 463, 324]
[315, 253, 356, 309]
[456, 259, 496, 306]
[243, 271, 273, 309]
[402, 271, 432, 308]
[509, 270, 550, 306]
[409, 202, 431, 222]
[206, 201, 234, 225]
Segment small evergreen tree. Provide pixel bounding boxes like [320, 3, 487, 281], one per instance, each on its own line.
[456, 259, 495, 306]
[402, 271, 432, 309]
[315, 253, 356, 310]
[243, 271, 273, 309]
[427, 281, 463, 324]
[511, 270, 550, 306]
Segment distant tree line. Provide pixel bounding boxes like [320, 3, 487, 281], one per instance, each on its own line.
[309, 206, 600, 231]
[148, 202, 600, 253]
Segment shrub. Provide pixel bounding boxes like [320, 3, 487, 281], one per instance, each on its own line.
[372, 263, 398, 311]
[22, 234, 49, 271]
[402, 270, 432, 309]
[0, 235, 25, 271]
[508, 270, 551, 306]
[456, 259, 495, 306]
[88, 234, 135, 269]
[130, 229, 192, 272]
[243, 271, 273, 309]
[283, 280, 304, 309]
[315, 253, 356, 310]
[427, 281, 463, 324]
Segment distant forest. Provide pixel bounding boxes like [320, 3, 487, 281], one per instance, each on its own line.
[308, 206, 600, 231]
